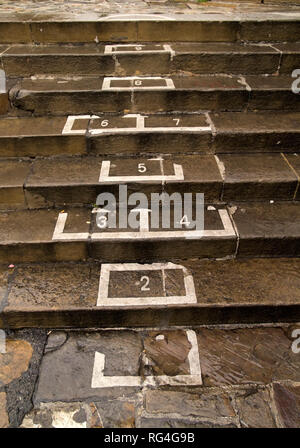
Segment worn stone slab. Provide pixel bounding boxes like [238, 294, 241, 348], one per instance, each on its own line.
[0, 208, 89, 263]
[245, 75, 300, 111]
[240, 21, 300, 42]
[284, 153, 300, 200]
[88, 112, 213, 155]
[273, 383, 300, 428]
[10, 75, 249, 115]
[218, 153, 298, 200]
[0, 159, 31, 210]
[34, 330, 143, 403]
[0, 117, 86, 157]
[230, 202, 300, 257]
[232, 387, 276, 428]
[1, 42, 283, 76]
[24, 155, 222, 208]
[0, 329, 47, 427]
[196, 327, 300, 386]
[273, 42, 300, 73]
[95, 400, 135, 428]
[212, 111, 300, 153]
[21, 401, 102, 428]
[3, 258, 300, 328]
[145, 389, 235, 418]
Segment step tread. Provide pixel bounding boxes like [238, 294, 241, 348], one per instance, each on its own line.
[2, 257, 300, 327]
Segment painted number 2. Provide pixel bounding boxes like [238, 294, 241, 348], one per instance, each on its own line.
[140, 276, 150, 291]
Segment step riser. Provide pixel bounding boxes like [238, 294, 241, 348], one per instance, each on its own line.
[10, 89, 300, 114]
[3, 304, 300, 329]
[2, 53, 292, 77]
[1, 131, 300, 158]
[1, 20, 300, 44]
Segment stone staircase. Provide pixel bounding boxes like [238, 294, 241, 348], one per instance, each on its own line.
[0, 16, 300, 331]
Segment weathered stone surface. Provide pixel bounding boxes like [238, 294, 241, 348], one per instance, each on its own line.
[0, 339, 33, 386]
[21, 401, 102, 428]
[0, 117, 85, 157]
[3, 329, 47, 427]
[145, 389, 235, 419]
[95, 400, 135, 428]
[284, 153, 300, 200]
[0, 93, 9, 115]
[233, 387, 276, 428]
[0, 159, 31, 210]
[143, 330, 191, 376]
[139, 416, 238, 428]
[273, 383, 300, 428]
[6, 263, 99, 310]
[35, 331, 143, 403]
[196, 327, 300, 386]
[230, 202, 300, 257]
[0, 392, 8, 428]
[219, 154, 298, 200]
[213, 111, 300, 153]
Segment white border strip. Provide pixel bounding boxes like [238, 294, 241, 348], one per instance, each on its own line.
[104, 44, 173, 55]
[52, 209, 236, 242]
[98, 160, 184, 183]
[91, 329, 202, 388]
[97, 262, 197, 306]
[102, 76, 175, 91]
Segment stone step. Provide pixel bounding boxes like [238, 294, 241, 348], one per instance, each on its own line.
[0, 201, 299, 263]
[1, 258, 300, 328]
[2, 42, 300, 76]
[1, 18, 300, 44]
[0, 112, 299, 157]
[9, 74, 300, 115]
[0, 154, 299, 210]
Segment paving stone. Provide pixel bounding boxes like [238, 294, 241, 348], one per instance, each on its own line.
[35, 330, 143, 403]
[273, 383, 300, 428]
[219, 154, 298, 200]
[139, 415, 238, 428]
[95, 400, 135, 428]
[213, 111, 300, 153]
[0, 392, 8, 428]
[0, 117, 86, 157]
[232, 387, 276, 428]
[0, 159, 31, 210]
[145, 389, 235, 419]
[196, 327, 300, 386]
[1, 329, 47, 427]
[21, 401, 102, 428]
[230, 202, 300, 257]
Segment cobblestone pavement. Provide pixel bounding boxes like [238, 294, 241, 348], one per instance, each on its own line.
[1, 324, 300, 427]
[0, 0, 300, 21]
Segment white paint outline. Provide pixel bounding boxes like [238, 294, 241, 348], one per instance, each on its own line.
[62, 115, 98, 135]
[97, 262, 197, 306]
[101, 76, 175, 91]
[98, 160, 184, 183]
[102, 14, 175, 21]
[62, 113, 212, 135]
[52, 209, 236, 241]
[91, 329, 202, 388]
[104, 44, 173, 55]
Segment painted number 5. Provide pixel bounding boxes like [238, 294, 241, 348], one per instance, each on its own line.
[138, 163, 147, 173]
